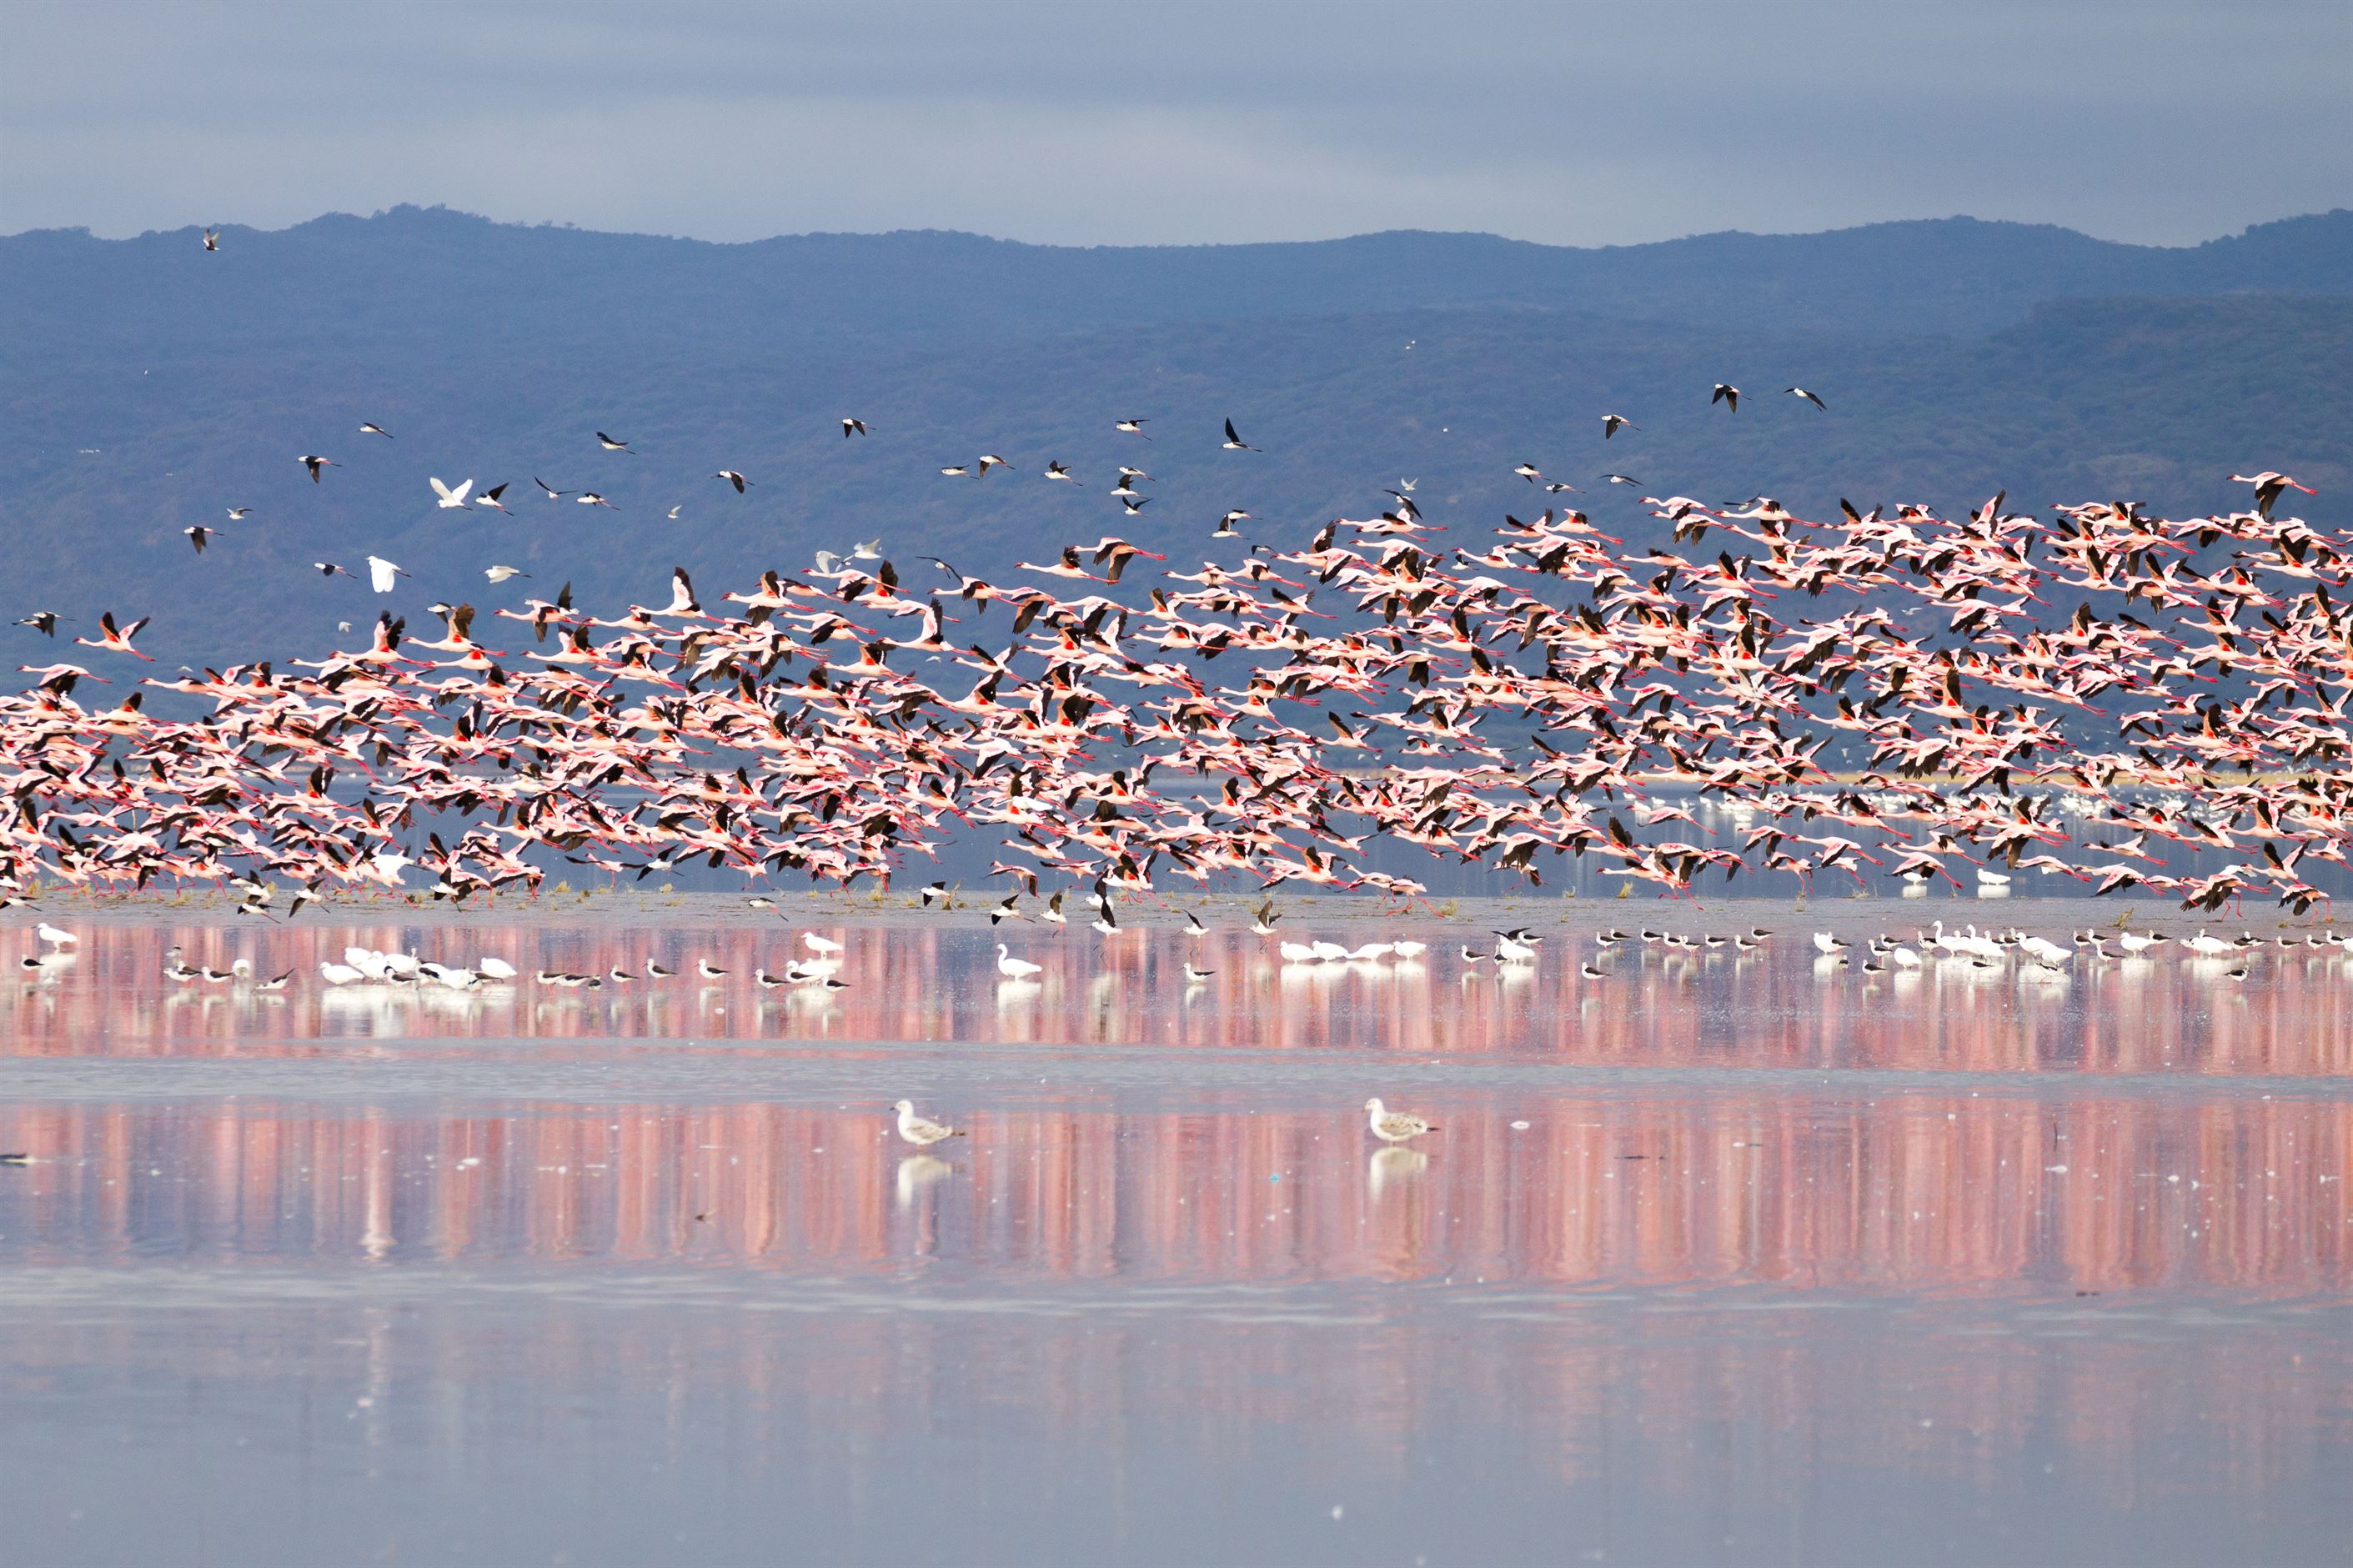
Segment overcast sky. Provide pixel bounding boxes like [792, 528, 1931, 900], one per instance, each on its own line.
[6, 2, 2348, 248]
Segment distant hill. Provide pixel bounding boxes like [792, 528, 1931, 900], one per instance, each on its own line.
[2, 208, 2347, 669]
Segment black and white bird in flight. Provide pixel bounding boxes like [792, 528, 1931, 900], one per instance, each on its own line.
[1222, 419, 1256, 452]
[1785, 387, 1827, 410]
[1711, 383, 1742, 412]
[225, 507, 253, 520]
[359, 422, 394, 438]
[474, 483, 511, 513]
[183, 525, 218, 554]
[299, 454, 338, 483]
[534, 477, 569, 501]
[714, 469, 753, 493]
[16, 611, 59, 636]
[1114, 418, 1150, 438]
[1214, 509, 1253, 536]
[312, 562, 354, 579]
[202, 228, 219, 252]
[1602, 413, 1637, 438]
[595, 431, 635, 454]
[1045, 460, 1076, 482]
[1513, 463, 1542, 483]
[842, 417, 868, 438]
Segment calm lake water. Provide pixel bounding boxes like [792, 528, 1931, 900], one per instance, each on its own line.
[3, 914, 2348, 1565]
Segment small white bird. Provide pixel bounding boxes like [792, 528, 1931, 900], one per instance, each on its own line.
[484, 565, 529, 584]
[996, 943, 1042, 979]
[365, 556, 407, 594]
[1364, 1098, 1436, 1145]
[802, 933, 844, 956]
[476, 957, 517, 979]
[35, 923, 77, 946]
[319, 961, 364, 985]
[894, 1100, 964, 1148]
[429, 477, 474, 509]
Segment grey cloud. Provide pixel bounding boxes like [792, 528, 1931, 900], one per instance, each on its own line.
[3, 1, 2347, 245]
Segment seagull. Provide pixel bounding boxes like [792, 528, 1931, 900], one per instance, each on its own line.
[1711, 384, 1742, 412]
[842, 417, 868, 438]
[1602, 414, 1637, 438]
[714, 470, 753, 493]
[1222, 418, 1256, 452]
[359, 422, 394, 438]
[365, 556, 408, 594]
[299, 454, 338, 483]
[1364, 1098, 1435, 1145]
[35, 923, 77, 946]
[803, 933, 844, 956]
[893, 1100, 965, 1148]
[1785, 387, 1827, 411]
[995, 944, 1042, 979]
[202, 228, 219, 252]
[484, 565, 529, 584]
[225, 507, 253, 520]
[429, 477, 474, 509]
[595, 431, 635, 454]
[183, 526, 218, 554]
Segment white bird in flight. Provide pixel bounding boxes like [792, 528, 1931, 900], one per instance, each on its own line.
[366, 556, 408, 594]
[429, 477, 474, 509]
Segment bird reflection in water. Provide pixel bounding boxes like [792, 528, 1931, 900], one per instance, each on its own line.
[896, 1154, 952, 1211]
[1367, 1145, 1428, 1199]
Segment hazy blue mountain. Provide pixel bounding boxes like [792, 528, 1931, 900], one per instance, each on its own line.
[8, 205, 2349, 355]
[2, 208, 2346, 670]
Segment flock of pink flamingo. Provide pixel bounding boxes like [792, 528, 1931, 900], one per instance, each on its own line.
[1, 390, 2338, 925]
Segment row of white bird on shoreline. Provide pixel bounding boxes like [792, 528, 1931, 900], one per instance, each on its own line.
[1806, 919, 2348, 978]
[18, 914, 2338, 994]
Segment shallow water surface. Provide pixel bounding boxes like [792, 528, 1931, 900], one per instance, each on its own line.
[2, 917, 2348, 1565]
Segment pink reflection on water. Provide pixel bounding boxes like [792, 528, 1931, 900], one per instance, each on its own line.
[5, 920, 2352, 1077]
[3, 1094, 2345, 1297]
